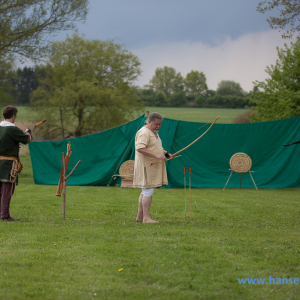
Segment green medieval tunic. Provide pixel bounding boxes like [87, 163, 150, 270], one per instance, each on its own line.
[0, 121, 30, 183]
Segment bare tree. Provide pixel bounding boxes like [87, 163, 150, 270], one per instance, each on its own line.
[257, 0, 300, 38]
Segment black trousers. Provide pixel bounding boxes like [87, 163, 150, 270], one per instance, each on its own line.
[0, 182, 14, 219]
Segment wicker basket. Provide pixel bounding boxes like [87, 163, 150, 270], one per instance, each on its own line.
[119, 160, 134, 188]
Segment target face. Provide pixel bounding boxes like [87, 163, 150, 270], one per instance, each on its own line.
[119, 160, 135, 176]
[229, 153, 252, 173]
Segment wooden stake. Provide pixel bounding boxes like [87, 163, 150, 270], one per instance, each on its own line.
[62, 153, 66, 219]
[57, 142, 72, 196]
[184, 167, 186, 218]
[189, 167, 191, 218]
[61, 152, 81, 219]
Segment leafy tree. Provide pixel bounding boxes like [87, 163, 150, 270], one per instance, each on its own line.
[200, 95, 249, 108]
[195, 94, 205, 107]
[137, 89, 167, 107]
[0, 58, 16, 105]
[0, 0, 88, 60]
[203, 89, 216, 99]
[257, 0, 300, 39]
[31, 34, 143, 140]
[216, 80, 246, 97]
[146, 66, 184, 98]
[153, 92, 168, 107]
[11, 66, 41, 105]
[168, 91, 187, 107]
[250, 36, 300, 121]
[185, 70, 208, 100]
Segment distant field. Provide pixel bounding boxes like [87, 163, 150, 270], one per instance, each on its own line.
[10, 106, 249, 124]
[0, 105, 34, 122]
[145, 107, 249, 123]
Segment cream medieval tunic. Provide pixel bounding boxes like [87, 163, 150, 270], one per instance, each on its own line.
[133, 126, 168, 189]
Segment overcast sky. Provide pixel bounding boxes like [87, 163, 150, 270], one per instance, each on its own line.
[52, 0, 295, 92]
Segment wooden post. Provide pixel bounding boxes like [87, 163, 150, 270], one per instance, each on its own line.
[240, 174, 242, 189]
[61, 153, 81, 219]
[62, 153, 66, 219]
[183, 167, 186, 218]
[189, 168, 191, 218]
[57, 143, 72, 196]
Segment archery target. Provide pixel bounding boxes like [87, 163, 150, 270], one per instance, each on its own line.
[119, 160, 135, 176]
[229, 153, 252, 173]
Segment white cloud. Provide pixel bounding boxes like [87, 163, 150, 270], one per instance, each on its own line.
[133, 30, 296, 92]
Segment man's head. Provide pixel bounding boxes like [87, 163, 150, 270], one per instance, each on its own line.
[3, 106, 18, 121]
[147, 112, 163, 133]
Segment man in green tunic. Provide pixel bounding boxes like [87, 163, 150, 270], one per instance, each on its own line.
[0, 106, 32, 221]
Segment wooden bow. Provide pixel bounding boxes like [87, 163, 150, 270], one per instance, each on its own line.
[32, 119, 47, 133]
[172, 115, 220, 156]
[282, 141, 300, 146]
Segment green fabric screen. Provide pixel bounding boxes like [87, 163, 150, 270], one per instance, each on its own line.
[28, 115, 300, 188]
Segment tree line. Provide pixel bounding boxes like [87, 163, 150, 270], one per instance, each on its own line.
[5, 65, 254, 109]
[137, 67, 254, 108]
[1, 0, 300, 140]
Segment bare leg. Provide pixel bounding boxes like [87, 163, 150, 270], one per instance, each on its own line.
[136, 193, 143, 222]
[142, 196, 158, 223]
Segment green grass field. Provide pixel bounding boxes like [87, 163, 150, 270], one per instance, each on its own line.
[0, 156, 299, 300]
[3, 106, 34, 122]
[8, 106, 249, 124]
[145, 107, 249, 123]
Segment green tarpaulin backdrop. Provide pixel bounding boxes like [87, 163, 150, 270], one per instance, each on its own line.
[28, 115, 300, 188]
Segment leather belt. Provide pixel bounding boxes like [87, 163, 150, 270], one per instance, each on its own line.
[0, 156, 18, 161]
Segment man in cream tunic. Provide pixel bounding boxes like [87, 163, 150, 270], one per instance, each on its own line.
[134, 112, 172, 223]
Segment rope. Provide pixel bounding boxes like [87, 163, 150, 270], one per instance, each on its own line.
[170, 123, 209, 146]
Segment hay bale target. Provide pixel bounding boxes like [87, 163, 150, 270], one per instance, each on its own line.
[119, 160, 134, 188]
[224, 153, 258, 190]
[229, 153, 252, 174]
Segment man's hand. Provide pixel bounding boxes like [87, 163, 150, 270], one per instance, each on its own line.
[164, 152, 174, 160]
[25, 128, 31, 134]
[168, 153, 174, 160]
[156, 154, 167, 162]
[25, 128, 33, 142]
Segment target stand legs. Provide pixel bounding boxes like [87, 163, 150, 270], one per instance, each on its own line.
[249, 171, 258, 190]
[223, 170, 233, 190]
[223, 170, 258, 190]
[240, 174, 242, 189]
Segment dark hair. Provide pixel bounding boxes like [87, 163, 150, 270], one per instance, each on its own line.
[148, 112, 162, 123]
[3, 106, 18, 119]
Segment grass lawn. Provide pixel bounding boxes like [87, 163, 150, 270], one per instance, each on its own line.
[0, 106, 34, 122]
[0, 156, 300, 299]
[145, 107, 249, 123]
[9, 106, 249, 124]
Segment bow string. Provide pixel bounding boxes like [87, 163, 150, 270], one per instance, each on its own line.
[172, 115, 220, 157]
